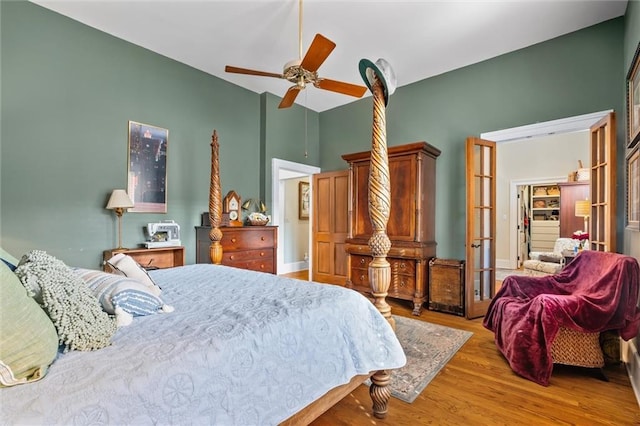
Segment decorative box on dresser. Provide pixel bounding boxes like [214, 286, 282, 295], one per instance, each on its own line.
[103, 246, 185, 272]
[558, 181, 589, 237]
[342, 141, 441, 315]
[195, 226, 277, 274]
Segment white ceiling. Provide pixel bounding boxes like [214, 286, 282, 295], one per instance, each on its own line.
[32, 0, 628, 112]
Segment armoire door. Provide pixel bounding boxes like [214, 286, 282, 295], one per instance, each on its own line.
[312, 170, 349, 285]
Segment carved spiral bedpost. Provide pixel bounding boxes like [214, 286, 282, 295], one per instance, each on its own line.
[367, 77, 393, 331]
[367, 75, 393, 420]
[358, 57, 397, 420]
[209, 130, 223, 264]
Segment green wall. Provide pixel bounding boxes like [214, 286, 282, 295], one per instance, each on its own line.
[260, 92, 319, 209]
[624, 0, 640, 261]
[2, 1, 636, 269]
[0, 1, 319, 267]
[320, 17, 625, 260]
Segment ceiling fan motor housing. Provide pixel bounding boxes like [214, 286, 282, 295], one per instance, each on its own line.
[283, 59, 318, 87]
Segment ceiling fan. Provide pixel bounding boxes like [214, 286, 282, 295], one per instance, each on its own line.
[225, 0, 367, 109]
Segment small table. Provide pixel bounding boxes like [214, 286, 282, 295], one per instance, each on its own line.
[103, 246, 185, 272]
[561, 250, 578, 266]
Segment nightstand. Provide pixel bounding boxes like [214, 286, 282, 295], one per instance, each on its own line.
[561, 250, 578, 267]
[103, 246, 185, 272]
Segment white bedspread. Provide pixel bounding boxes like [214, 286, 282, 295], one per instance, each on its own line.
[1, 264, 406, 425]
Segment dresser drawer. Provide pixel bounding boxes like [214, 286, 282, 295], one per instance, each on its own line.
[350, 267, 370, 287]
[225, 258, 275, 274]
[389, 273, 416, 299]
[224, 249, 274, 263]
[103, 246, 185, 272]
[390, 258, 416, 276]
[351, 254, 372, 269]
[222, 228, 275, 250]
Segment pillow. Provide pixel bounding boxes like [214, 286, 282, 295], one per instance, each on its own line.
[73, 268, 173, 319]
[0, 261, 58, 387]
[14, 250, 117, 352]
[538, 254, 563, 263]
[107, 253, 162, 296]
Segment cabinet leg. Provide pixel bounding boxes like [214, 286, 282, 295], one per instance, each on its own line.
[412, 301, 423, 316]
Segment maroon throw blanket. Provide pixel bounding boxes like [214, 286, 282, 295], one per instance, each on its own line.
[483, 251, 640, 386]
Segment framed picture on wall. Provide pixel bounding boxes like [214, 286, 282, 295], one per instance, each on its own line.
[627, 146, 639, 230]
[299, 181, 310, 220]
[127, 120, 169, 213]
[627, 42, 640, 149]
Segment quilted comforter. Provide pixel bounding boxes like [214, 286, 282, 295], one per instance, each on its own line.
[0, 264, 406, 425]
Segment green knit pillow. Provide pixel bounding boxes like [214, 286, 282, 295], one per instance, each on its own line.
[0, 261, 58, 387]
[15, 250, 117, 352]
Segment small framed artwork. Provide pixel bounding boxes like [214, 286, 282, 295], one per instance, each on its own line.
[299, 181, 310, 220]
[627, 146, 639, 230]
[627, 42, 640, 149]
[127, 121, 168, 213]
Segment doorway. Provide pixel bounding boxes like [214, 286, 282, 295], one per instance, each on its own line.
[271, 158, 320, 276]
[481, 110, 611, 270]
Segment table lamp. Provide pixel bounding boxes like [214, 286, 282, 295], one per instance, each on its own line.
[574, 199, 590, 233]
[106, 189, 134, 249]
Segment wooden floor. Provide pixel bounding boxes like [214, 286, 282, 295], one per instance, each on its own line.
[281, 271, 640, 425]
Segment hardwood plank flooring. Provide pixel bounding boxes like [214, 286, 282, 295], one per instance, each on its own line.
[281, 271, 640, 425]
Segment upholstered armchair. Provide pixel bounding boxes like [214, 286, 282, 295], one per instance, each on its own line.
[484, 251, 640, 386]
[523, 237, 577, 276]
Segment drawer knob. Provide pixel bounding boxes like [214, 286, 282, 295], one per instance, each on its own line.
[360, 274, 365, 281]
[229, 255, 235, 260]
[260, 252, 265, 257]
[400, 263, 406, 269]
[260, 264, 265, 269]
[261, 236, 265, 241]
[231, 238, 237, 243]
[359, 258, 365, 265]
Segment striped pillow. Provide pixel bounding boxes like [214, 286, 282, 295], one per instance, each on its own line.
[73, 268, 168, 317]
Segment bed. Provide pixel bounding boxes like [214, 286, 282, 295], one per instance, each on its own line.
[1, 260, 405, 425]
[1, 76, 404, 423]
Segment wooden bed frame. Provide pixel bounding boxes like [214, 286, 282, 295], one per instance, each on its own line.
[207, 75, 395, 423]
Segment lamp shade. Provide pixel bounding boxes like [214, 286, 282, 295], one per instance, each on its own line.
[575, 200, 590, 218]
[106, 189, 134, 210]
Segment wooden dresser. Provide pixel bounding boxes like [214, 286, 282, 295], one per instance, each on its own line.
[342, 142, 440, 315]
[196, 226, 277, 274]
[103, 246, 185, 272]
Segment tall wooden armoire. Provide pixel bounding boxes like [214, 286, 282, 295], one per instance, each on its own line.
[342, 142, 441, 315]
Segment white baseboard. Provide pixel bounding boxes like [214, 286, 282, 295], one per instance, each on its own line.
[496, 259, 512, 269]
[279, 261, 308, 275]
[622, 338, 640, 407]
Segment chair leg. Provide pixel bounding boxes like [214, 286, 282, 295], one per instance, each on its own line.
[593, 368, 609, 382]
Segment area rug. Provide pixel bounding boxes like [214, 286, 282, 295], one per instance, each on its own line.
[380, 315, 472, 403]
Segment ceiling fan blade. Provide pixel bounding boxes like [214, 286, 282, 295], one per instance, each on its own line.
[225, 65, 283, 79]
[279, 86, 302, 109]
[300, 34, 336, 72]
[316, 79, 368, 98]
